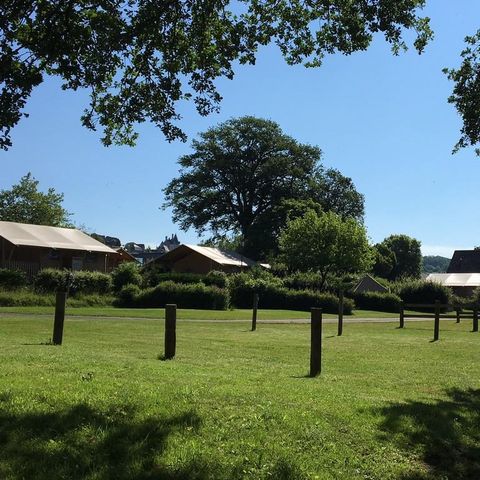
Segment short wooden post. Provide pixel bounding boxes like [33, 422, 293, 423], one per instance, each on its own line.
[433, 300, 440, 341]
[310, 308, 322, 377]
[164, 304, 177, 359]
[473, 308, 479, 333]
[337, 290, 344, 336]
[52, 291, 67, 345]
[456, 308, 460, 324]
[251, 293, 259, 331]
[399, 301, 405, 329]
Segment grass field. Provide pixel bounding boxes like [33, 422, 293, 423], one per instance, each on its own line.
[0, 315, 479, 479]
[0, 306, 401, 320]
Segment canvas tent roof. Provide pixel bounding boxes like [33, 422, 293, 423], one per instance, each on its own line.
[154, 244, 258, 268]
[426, 273, 480, 287]
[0, 221, 117, 254]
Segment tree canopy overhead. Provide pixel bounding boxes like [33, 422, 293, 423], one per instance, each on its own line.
[0, 1, 431, 150]
[163, 116, 364, 259]
[0, 172, 72, 226]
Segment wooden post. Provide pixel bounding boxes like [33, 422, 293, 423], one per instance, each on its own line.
[251, 293, 259, 331]
[309, 308, 322, 377]
[337, 290, 344, 336]
[399, 301, 405, 329]
[52, 291, 67, 345]
[164, 304, 177, 359]
[456, 308, 460, 324]
[473, 308, 479, 333]
[433, 300, 440, 341]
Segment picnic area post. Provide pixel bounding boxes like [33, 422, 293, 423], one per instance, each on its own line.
[473, 307, 479, 333]
[164, 304, 177, 359]
[52, 290, 67, 345]
[310, 308, 322, 377]
[399, 301, 405, 329]
[433, 300, 440, 341]
[251, 293, 259, 331]
[337, 289, 344, 336]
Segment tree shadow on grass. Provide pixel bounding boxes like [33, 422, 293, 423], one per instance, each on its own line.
[376, 388, 480, 480]
[0, 401, 306, 480]
[0, 402, 217, 480]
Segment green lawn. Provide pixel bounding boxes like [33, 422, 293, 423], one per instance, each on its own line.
[0, 306, 402, 320]
[0, 315, 479, 479]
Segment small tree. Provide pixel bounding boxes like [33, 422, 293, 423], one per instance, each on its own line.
[0, 173, 71, 226]
[279, 210, 372, 289]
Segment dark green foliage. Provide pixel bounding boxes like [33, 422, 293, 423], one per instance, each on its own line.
[373, 234, 422, 280]
[229, 274, 352, 313]
[0, 2, 431, 149]
[283, 272, 325, 291]
[111, 262, 142, 291]
[142, 271, 228, 289]
[123, 281, 230, 310]
[0, 268, 27, 289]
[34, 269, 112, 295]
[0, 290, 113, 307]
[444, 30, 480, 155]
[0, 173, 71, 226]
[396, 280, 452, 308]
[422, 256, 451, 274]
[164, 117, 365, 260]
[352, 292, 401, 313]
[115, 284, 142, 307]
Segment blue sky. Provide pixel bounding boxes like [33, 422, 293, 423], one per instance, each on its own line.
[1, 1, 479, 258]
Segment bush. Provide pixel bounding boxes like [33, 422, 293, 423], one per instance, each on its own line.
[0, 289, 114, 307]
[120, 281, 230, 310]
[352, 291, 401, 313]
[395, 280, 451, 310]
[115, 283, 142, 307]
[0, 268, 27, 289]
[229, 274, 351, 313]
[34, 268, 112, 295]
[142, 270, 228, 288]
[283, 272, 324, 291]
[34, 268, 65, 292]
[111, 262, 142, 291]
[71, 271, 112, 295]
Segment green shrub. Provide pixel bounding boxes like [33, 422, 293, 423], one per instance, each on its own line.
[34, 268, 112, 295]
[0, 268, 27, 289]
[229, 274, 350, 313]
[111, 262, 142, 291]
[283, 272, 324, 291]
[395, 280, 451, 310]
[122, 281, 230, 310]
[115, 283, 142, 307]
[0, 289, 113, 307]
[72, 271, 112, 295]
[34, 268, 65, 292]
[142, 271, 228, 288]
[352, 291, 401, 313]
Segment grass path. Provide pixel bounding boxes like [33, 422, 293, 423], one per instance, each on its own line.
[0, 315, 479, 479]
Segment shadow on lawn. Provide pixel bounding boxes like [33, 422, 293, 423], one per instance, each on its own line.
[377, 388, 480, 480]
[0, 401, 305, 480]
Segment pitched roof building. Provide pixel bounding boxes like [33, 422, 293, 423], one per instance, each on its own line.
[149, 244, 262, 274]
[0, 221, 122, 276]
[447, 250, 480, 273]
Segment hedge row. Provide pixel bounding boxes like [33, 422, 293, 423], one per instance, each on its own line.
[0, 290, 114, 307]
[352, 291, 401, 313]
[142, 270, 228, 289]
[0, 269, 27, 289]
[34, 269, 112, 295]
[116, 281, 229, 310]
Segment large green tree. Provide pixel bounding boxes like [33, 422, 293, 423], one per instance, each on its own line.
[372, 234, 422, 280]
[0, 173, 71, 226]
[163, 116, 364, 259]
[279, 210, 372, 288]
[0, 1, 431, 150]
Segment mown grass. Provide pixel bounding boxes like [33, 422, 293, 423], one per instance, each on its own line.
[0, 315, 479, 479]
[0, 306, 402, 320]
